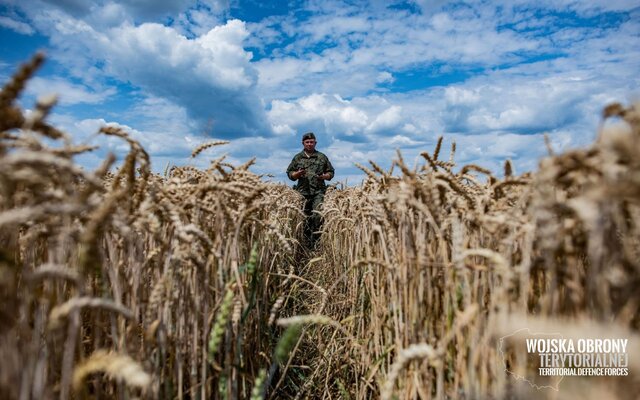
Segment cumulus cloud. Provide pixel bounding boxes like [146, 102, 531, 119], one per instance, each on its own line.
[23, 8, 271, 137]
[366, 105, 403, 134]
[268, 94, 421, 141]
[269, 94, 367, 140]
[441, 58, 636, 137]
[96, 20, 255, 91]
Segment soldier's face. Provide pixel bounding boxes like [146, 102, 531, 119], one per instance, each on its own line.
[303, 139, 316, 152]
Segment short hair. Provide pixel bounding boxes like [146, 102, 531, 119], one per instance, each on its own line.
[302, 132, 316, 141]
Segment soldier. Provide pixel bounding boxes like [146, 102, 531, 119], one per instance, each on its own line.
[286, 132, 335, 247]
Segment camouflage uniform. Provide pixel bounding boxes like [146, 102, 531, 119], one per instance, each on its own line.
[286, 150, 335, 246]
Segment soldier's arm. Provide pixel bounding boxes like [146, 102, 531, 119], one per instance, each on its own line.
[324, 155, 335, 180]
[286, 156, 299, 181]
[287, 157, 304, 181]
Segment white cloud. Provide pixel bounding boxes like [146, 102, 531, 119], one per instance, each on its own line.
[84, 3, 132, 29]
[377, 71, 394, 83]
[366, 105, 403, 134]
[52, 114, 198, 167]
[96, 19, 255, 90]
[299, 14, 370, 42]
[444, 87, 480, 105]
[3, 0, 638, 183]
[257, 57, 308, 88]
[124, 96, 196, 134]
[38, 0, 230, 22]
[25, 77, 115, 105]
[441, 61, 634, 135]
[174, 7, 225, 37]
[0, 16, 35, 34]
[268, 94, 372, 139]
[251, 2, 545, 99]
[496, 0, 640, 15]
[27, 11, 270, 136]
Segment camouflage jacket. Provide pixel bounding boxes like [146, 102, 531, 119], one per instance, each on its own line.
[286, 150, 335, 196]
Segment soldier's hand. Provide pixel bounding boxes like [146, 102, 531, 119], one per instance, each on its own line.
[294, 168, 306, 179]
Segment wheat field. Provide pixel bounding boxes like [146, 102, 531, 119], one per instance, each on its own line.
[1, 54, 638, 399]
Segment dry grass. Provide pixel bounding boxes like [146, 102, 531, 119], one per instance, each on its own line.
[1, 54, 639, 399]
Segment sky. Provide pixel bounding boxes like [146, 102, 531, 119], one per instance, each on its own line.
[0, 0, 639, 184]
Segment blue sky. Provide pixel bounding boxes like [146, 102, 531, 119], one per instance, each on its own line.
[1, 0, 638, 184]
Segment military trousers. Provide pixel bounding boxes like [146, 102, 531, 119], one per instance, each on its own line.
[302, 192, 324, 247]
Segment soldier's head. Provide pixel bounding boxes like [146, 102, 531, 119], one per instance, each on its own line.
[301, 132, 317, 152]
